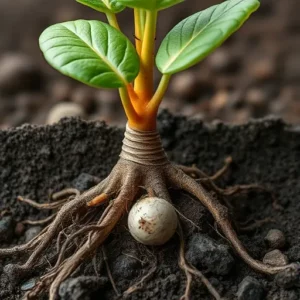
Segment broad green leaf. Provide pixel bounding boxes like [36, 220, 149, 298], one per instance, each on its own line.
[117, 0, 183, 11]
[76, 0, 125, 13]
[39, 20, 140, 88]
[156, 0, 260, 74]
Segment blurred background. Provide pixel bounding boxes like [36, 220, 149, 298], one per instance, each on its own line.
[0, 0, 299, 128]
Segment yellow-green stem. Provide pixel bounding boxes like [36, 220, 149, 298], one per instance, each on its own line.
[147, 74, 171, 114]
[106, 12, 139, 123]
[119, 87, 140, 125]
[106, 12, 120, 30]
[134, 9, 143, 56]
[134, 10, 158, 101]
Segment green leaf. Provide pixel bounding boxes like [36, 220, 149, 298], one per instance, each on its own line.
[156, 0, 260, 74]
[117, 0, 183, 11]
[39, 20, 140, 88]
[76, 0, 125, 13]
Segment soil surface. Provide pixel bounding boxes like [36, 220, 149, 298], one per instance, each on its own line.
[0, 111, 300, 300]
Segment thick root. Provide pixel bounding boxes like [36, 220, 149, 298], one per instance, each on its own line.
[0, 156, 298, 300]
[167, 165, 297, 275]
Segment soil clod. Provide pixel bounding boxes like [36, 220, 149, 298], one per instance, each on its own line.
[185, 233, 235, 276]
[263, 250, 289, 267]
[264, 229, 286, 250]
[237, 276, 264, 300]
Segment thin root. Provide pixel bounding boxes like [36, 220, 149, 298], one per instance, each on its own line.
[168, 166, 296, 275]
[123, 254, 157, 297]
[22, 214, 57, 226]
[102, 246, 120, 297]
[178, 223, 222, 300]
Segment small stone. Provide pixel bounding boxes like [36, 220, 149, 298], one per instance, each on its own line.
[0, 53, 42, 94]
[21, 278, 36, 291]
[245, 88, 268, 109]
[237, 276, 264, 300]
[47, 103, 85, 124]
[14, 222, 25, 237]
[111, 254, 142, 280]
[275, 264, 300, 288]
[263, 250, 289, 266]
[59, 276, 108, 300]
[25, 226, 42, 243]
[264, 229, 286, 249]
[185, 233, 235, 275]
[0, 216, 14, 242]
[72, 173, 100, 192]
[249, 58, 276, 81]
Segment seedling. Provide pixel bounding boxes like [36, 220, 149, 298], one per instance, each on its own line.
[1, 0, 298, 299]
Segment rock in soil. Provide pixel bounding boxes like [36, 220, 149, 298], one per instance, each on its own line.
[47, 102, 85, 124]
[24, 226, 42, 243]
[111, 254, 142, 280]
[185, 233, 235, 275]
[72, 173, 100, 192]
[0, 216, 14, 243]
[59, 276, 108, 300]
[263, 249, 289, 267]
[264, 229, 286, 249]
[275, 265, 300, 289]
[237, 276, 264, 300]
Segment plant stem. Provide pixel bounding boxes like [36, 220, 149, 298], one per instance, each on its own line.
[119, 87, 140, 126]
[106, 12, 140, 125]
[134, 10, 158, 102]
[106, 12, 120, 30]
[134, 9, 143, 55]
[147, 74, 171, 114]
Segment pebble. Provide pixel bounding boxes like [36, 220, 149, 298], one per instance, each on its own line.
[0, 53, 42, 94]
[59, 276, 108, 300]
[72, 173, 100, 192]
[14, 222, 25, 237]
[20, 277, 36, 291]
[111, 254, 142, 280]
[264, 229, 286, 249]
[185, 233, 235, 275]
[263, 249, 289, 266]
[0, 216, 14, 242]
[245, 88, 268, 110]
[46, 103, 85, 124]
[24, 226, 42, 243]
[249, 58, 276, 81]
[237, 276, 264, 300]
[275, 264, 300, 288]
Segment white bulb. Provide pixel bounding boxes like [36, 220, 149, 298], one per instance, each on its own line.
[128, 197, 178, 246]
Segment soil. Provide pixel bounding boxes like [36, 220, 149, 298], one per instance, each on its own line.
[0, 111, 299, 300]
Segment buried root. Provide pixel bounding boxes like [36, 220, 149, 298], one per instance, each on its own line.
[0, 127, 299, 300]
[0, 159, 298, 300]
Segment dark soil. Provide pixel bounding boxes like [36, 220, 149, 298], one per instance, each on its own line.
[0, 111, 300, 299]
